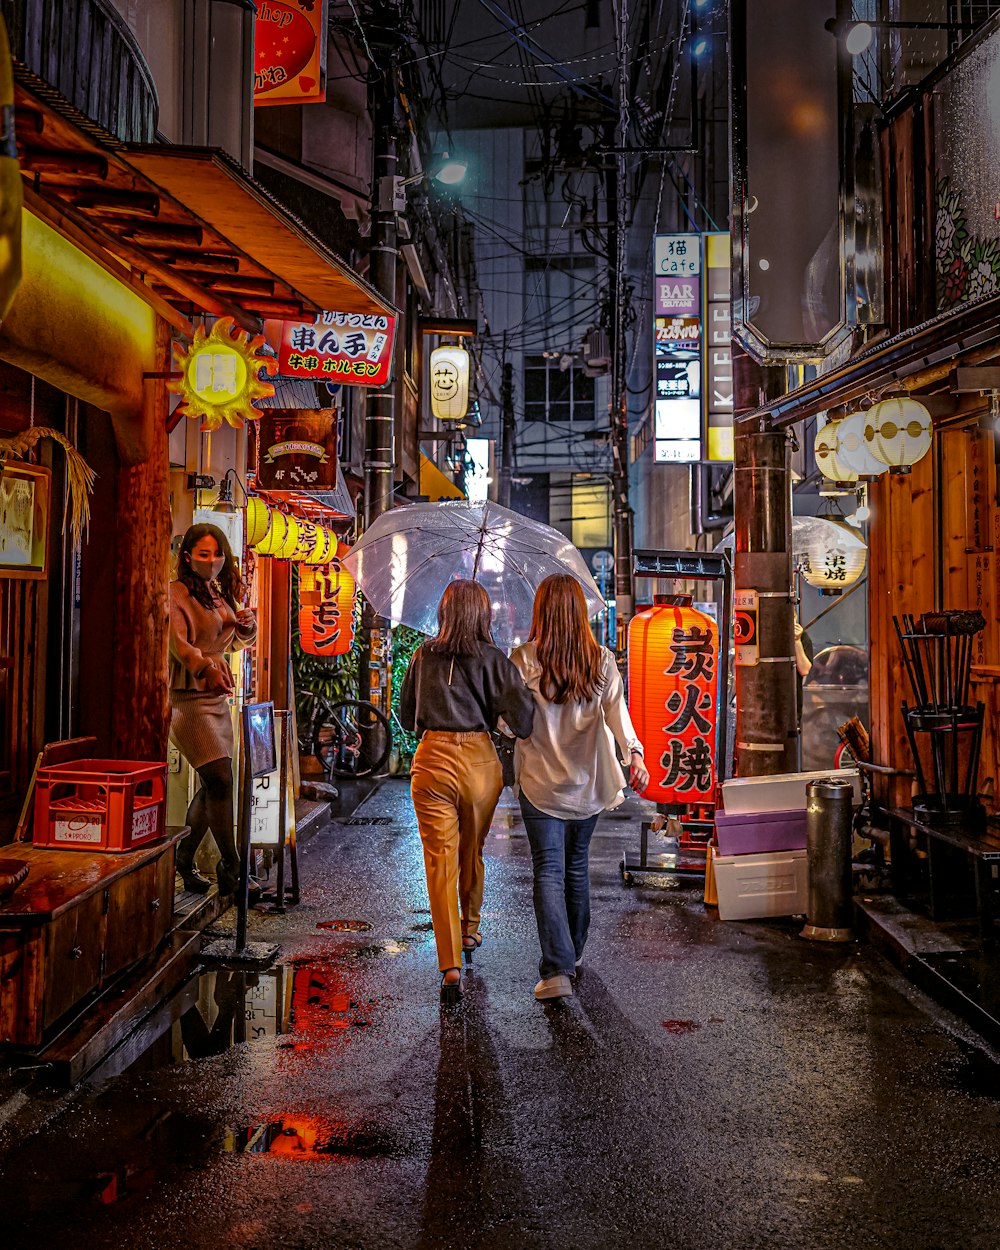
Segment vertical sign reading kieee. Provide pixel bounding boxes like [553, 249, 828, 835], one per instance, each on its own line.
[704, 233, 733, 462]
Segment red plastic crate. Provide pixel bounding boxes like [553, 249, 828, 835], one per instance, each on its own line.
[32, 760, 167, 852]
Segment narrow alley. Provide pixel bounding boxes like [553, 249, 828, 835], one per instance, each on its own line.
[2, 785, 998, 1250]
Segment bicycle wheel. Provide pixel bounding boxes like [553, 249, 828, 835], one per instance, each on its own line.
[314, 700, 392, 779]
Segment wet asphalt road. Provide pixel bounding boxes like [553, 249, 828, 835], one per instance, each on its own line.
[2, 780, 1000, 1249]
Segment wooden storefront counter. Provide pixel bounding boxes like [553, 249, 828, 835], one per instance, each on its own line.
[0, 832, 182, 1048]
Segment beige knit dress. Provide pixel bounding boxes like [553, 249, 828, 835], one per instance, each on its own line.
[168, 581, 257, 770]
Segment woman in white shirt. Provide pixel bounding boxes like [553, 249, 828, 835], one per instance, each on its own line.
[511, 574, 649, 1001]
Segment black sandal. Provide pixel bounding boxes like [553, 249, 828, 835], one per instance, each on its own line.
[462, 932, 483, 963]
[440, 969, 462, 1005]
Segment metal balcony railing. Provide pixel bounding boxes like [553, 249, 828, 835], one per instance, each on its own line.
[1, 0, 157, 143]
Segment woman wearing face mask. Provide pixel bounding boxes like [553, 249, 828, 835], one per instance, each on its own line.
[169, 523, 257, 897]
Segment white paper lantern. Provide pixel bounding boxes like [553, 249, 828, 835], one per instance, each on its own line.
[836, 410, 889, 478]
[798, 518, 867, 596]
[865, 397, 932, 472]
[430, 346, 471, 421]
[814, 421, 859, 484]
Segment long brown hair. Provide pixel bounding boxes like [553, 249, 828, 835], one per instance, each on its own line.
[529, 574, 602, 703]
[426, 579, 495, 656]
[177, 523, 245, 612]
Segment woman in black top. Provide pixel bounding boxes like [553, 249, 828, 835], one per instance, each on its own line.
[400, 580, 534, 1003]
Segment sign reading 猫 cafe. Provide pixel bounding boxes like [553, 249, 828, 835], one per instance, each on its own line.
[275, 312, 397, 388]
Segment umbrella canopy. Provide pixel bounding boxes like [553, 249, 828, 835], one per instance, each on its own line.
[343, 500, 606, 650]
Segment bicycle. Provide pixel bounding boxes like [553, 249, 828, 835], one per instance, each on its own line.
[297, 690, 393, 780]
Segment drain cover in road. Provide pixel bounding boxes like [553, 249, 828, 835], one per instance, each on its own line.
[340, 817, 393, 826]
[316, 919, 373, 932]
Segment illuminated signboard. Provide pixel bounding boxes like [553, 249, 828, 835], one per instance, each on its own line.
[704, 233, 734, 461]
[652, 235, 704, 463]
[277, 311, 397, 388]
[170, 317, 276, 430]
[654, 233, 701, 278]
[254, 0, 328, 108]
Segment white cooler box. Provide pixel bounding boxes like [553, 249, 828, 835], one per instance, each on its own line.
[720, 769, 861, 815]
[713, 848, 808, 921]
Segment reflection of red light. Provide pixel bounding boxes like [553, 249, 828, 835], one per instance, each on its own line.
[269, 1117, 321, 1156]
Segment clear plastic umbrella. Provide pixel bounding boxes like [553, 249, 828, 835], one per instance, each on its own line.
[343, 500, 606, 650]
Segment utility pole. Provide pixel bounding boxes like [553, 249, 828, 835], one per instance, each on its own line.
[499, 334, 514, 509]
[604, 112, 634, 655]
[732, 347, 798, 778]
[359, 3, 401, 729]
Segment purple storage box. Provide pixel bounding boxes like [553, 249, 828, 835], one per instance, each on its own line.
[715, 808, 808, 856]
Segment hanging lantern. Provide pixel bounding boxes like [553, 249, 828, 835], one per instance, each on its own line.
[168, 317, 276, 431]
[303, 526, 336, 565]
[627, 596, 719, 806]
[290, 520, 320, 562]
[814, 421, 859, 484]
[298, 544, 356, 656]
[429, 346, 471, 421]
[865, 396, 932, 473]
[246, 497, 271, 547]
[835, 410, 888, 478]
[797, 518, 867, 596]
[253, 511, 300, 558]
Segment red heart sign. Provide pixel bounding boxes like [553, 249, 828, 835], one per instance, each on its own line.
[299, 77, 316, 93]
[254, 2, 317, 97]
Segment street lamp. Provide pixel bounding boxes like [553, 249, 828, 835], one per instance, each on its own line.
[397, 151, 468, 191]
[824, 17, 974, 55]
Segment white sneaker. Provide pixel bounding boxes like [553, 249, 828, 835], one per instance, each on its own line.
[534, 975, 573, 1000]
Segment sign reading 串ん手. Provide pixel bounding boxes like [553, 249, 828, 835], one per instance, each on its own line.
[277, 312, 397, 388]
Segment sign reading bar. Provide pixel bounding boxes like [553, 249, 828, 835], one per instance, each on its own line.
[656, 276, 700, 316]
[254, 0, 328, 107]
[278, 312, 397, 388]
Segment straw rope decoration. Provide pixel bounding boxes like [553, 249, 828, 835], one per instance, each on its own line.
[0, 427, 97, 546]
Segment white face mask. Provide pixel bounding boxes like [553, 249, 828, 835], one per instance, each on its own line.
[190, 555, 225, 582]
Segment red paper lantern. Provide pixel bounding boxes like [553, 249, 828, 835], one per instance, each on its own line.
[627, 597, 719, 805]
[298, 543, 356, 657]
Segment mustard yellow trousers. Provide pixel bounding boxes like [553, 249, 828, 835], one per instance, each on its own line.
[410, 731, 503, 972]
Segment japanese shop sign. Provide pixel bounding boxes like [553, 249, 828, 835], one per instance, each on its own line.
[254, 0, 328, 107]
[627, 601, 719, 805]
[257, 411, 339, 491]
[654, 233, 701, 277]
[653, 238, 704, 463]
[656, 276, 700, 316]
[277, 311, 397, 388]
[169, 317, 275, 431]
[734, 589, 759, 666]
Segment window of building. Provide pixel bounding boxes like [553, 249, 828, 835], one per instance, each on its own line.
[523, 355, 596, 424]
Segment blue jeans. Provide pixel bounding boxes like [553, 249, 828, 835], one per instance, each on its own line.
[519, 794, 600, 980]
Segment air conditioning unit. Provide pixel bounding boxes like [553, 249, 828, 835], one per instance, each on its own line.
[583, 327, 610, 370]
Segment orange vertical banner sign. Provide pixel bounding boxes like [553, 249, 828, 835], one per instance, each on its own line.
[298, 543, 356, 657]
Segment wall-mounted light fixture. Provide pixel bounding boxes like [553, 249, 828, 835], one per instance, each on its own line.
[825, 16, 974, 56]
